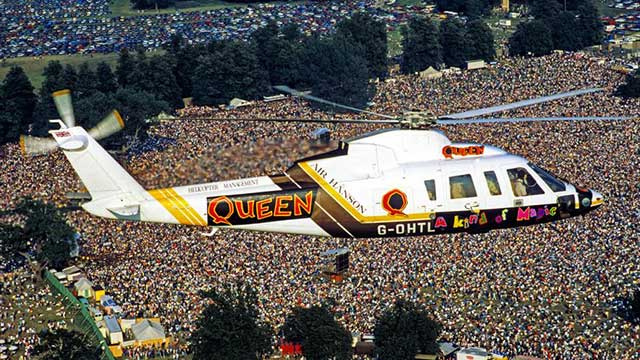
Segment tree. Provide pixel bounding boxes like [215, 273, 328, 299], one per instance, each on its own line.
[303, 36, 372, 111]
[61, 64, 78, 92]
[0, 223, 27, 258]
[251, 22, 306, 88]
[166, 37, 207, 98]
[252, 21, 281, 77]
[436, 0, 466, 13]
[616, 73, 640, 98]
[576, 0, 603, 47]
[33, 61, 66, 135]
[190, 283, 273, 360]
[281, 305, 352, 360]
[0, 66, 36, 143]
[374, 300, 442, 359]
[282, 23, 302, 42]
[143, 55, 184, 109]
[336, 12, 388, 79]
[508, 20, 553, 57]
[126, 53, 183, 109]
[32, 329, 101, 360]
[632, 289, 640, 320]
[192, 41, 268, 106]
[124, 50, 149, 92]
[401, 17, 441, 74]
[114, 88, 170, 139]
[466, 20, 496, 61]
[464, 0, 483, 19]
[95, 62, 118, 94]
[0, 110, 20, 145]
[530, 0, 562, 18]
[116, 48, 135, 88]
[436, 0, 498, 17]
[252, 23, 306, 88]
[132, 0, 174, 10]
[439, 17, 469, 68]
[548, 12, 583, 51]
[75, 63, 98, 99]
[16, 198, 75, 269]
[74, 91, 118, 129]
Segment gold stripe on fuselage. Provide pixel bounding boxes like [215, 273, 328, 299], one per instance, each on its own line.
[298, 162, 435, 223]
[148, 188, 207, 226]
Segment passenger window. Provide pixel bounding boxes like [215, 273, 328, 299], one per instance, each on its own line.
[484, 171, 501, 195]
[424, 180, 436, 201]
[507, 167, 544, 196]
[449, 175, 477, 199]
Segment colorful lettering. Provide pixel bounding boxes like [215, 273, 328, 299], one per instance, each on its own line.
[207, 190, 315, 226]
[273, 195, 292, 217]
[442, 145, 485, 159]
[517, 207, 530, 221]
[208, 196, 234, 225]
[293, 191, 314, 216]
[479, 212, 488, 225]
[256, 198, 273, 220]
[235, 200, 255, 219]
[435, 216, 447, 228]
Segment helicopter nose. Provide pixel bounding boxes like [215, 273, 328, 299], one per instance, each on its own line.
[590, 189, 604, 208]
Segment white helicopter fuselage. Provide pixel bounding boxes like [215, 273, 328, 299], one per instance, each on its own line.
[52, 126, 603, 238]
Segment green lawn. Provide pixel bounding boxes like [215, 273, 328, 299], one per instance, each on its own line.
[0, 51, 162, 89]
[597, 0, 628, 17]
[394, 0, 427, 5]
[387, 28, 404, 58]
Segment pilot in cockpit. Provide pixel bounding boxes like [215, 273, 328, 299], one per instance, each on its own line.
[510, 169, 528, 197]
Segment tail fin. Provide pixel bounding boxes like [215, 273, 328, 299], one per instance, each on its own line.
[51, 126, 146, 213]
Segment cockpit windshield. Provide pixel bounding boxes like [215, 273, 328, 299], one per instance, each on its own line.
[529, 163, 566, 192]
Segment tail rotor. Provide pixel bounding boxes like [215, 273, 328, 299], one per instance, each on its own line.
[20, 89, 125, 156]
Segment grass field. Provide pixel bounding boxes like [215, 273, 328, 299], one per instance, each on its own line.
[0, 51, 163, 89]
[388, 28, 404, 58]
[394, 0, 427, 5]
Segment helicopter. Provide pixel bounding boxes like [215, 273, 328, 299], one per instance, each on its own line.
[20, 87, 633, 238]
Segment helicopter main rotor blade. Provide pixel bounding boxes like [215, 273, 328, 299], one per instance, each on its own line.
[273, 85, 397, 120]
[182, 117, 400, 124]
[440, 88, 604, 120]
[436, 115, 635, 125]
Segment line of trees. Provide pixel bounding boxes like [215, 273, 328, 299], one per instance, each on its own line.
[401, 16, 495, 73]
[509, 0, 603, 56]
[190, 282, 443, 359]
[0, 13, 389, 146]
[436, 0, 500, 19]
[1, 6, 615, 148]
[185, 13, 386, 111]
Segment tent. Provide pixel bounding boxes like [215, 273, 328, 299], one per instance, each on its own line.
[104, 315, 123, 345]
[132, 319, 166, 345]
[227, 98, 253, 109]
[456, 347, 490, 360]
[439, 342, 460, 357]
[74, 278, 94, 299]
[419, 66, 442, 80]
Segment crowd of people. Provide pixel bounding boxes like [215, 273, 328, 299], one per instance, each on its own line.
[1, 52, 640, 359]
[0, 268, 70, 359]
[0, 0, 428, 58]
